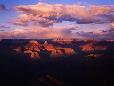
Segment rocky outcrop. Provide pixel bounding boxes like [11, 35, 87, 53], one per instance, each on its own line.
[29, 40, 40, 46]
[24, 50, 40, 59]
[50, 49, 64, 58]
[24, 40, 41, 59]
[81, 43, 94, 52]
[44, 45, 56, 51]
[81, 43, 107, 52]
[63, 48, 76, 56]
[15, 40, 76, 59]
[44, 41, 48, 45]
[43, 44, 65, 58]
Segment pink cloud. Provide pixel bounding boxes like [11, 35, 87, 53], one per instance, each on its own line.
[111, 22, 114, 28]
[2, 3, 114, 40]
[0, 25, 75, 39]
[14, 3, 114, 26]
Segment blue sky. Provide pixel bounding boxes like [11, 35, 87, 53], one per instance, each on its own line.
[47, 0, 114, 5]
[0, 0, 114, 8]
[0, 0, 114, 39]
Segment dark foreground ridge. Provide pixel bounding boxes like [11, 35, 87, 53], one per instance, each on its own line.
[0, 39, 114, 86]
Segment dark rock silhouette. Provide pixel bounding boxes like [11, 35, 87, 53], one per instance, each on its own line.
[0, 39, 114, 86]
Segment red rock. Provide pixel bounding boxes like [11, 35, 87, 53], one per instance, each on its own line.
[63, 48, 76, 55]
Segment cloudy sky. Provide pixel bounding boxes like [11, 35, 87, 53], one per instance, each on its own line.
[0, 0, 114, 40]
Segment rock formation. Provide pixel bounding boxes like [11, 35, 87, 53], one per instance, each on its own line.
[44, 41, 48, 45]
[63, 48, 76, 56]
[80, 43, 94, 52]
[81, 43, 107, 52]
[17, 40, 76, 59]
[50, 49, 64, 58]
[29, 40, 40, 46]
[24, 50, 40, 59]
[24, 40, 40, 59]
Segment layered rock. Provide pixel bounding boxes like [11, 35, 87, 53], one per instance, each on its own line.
[24, 50, 40, 59]
[29, 40, 40, 46]
[18, 40, 76, 59]
[24, 40, 40, 59]
[81, 43, 94, 52]
[63, 48, 76, 56]
[50, 49, 64, 58]
[44, 41, 48, 45]
[44, 44, 56, 51]
[81, 43, 107, 52]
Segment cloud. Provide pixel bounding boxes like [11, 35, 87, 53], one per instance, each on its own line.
[111, 22, 114, 28]
[4, 3, 114, 40]
[0, 25, 10, 29]
[0, 25, 10, 32]
[0, 23, 75, 39]
[1, 23, 114, 40]
[0, 30, 5, 31]
[13, 3, 114, 26]
[0, 4, 6, 11]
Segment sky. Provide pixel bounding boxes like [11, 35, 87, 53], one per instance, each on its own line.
[0, 0, 114, 40]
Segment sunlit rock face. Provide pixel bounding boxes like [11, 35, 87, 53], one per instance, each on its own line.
[24, 50, 40, 59]
[25, 40, 40, 52]
[50, 49, 64, 58]
[63, 48, 76, 56]
[81, 43, 107, 52]
[24, 40, 41, 59]
[29, 40, 40, 46]
[81, 43, 94, 52]
[43, 43, 64, 57]
[44, 44, 56, 51]
[16, 40, 77, 59]
[44, 41, 48, 45]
